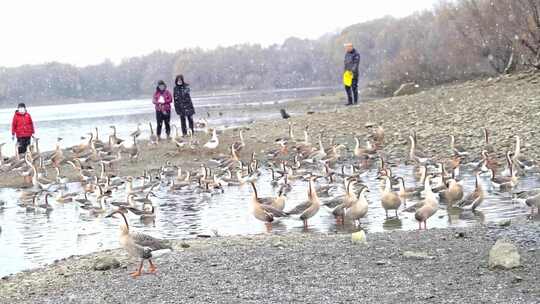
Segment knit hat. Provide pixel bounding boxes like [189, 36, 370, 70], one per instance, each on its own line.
[17, 103, 26, 108]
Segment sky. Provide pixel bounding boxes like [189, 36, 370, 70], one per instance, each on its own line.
[0, 0, 437, 68]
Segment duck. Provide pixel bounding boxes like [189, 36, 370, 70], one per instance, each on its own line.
[457, 172, 484, 211]
[203, 129, 219, 149]
[414, 175, 439, 230]
[380, 175, 402, 218]
[105, 210, 172, 277]
[345, 185, 369, 226]
[249, 182, 288, 231]
[285, 178, 321, 229]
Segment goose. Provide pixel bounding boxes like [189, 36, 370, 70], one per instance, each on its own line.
[105, 210, 172, 277]
[80, 194, 108, 215]
[354, 137, 377, 164]
[409, 135, 431, 165]
[304, 134, 327, 163]
[130, 123, 142, 138]
[381, 175, 402, 218]
[438, 179, 464, 206]
[325, 179, 356, 224]
[124, 136, 140, 162]
[55, 189, 75, 204]
[414, 176, 439, 230]
[148, 122, 158, 145]
[232, 129, 246, 152]
[457, 172, 484, 211]
[512, 135, 536, 170]
[450, 135, 469, 156]
[482, 128, 495, 154]
[395, 176, 422, 204]
[345, 185, 369, 226]
[489, 155, 518, 190]
[249, 182, 288, 231]
[203, 129, 219, 149]
[523, 193, 540, 216]
[285, 178, 321, 228]
[260, 186, 287, 211]
[37, 193, 54, 212]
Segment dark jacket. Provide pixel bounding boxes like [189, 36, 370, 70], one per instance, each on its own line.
[344, 48, 360, 77]
[11, 111, 35, 137]
[174, 84, 195, 116]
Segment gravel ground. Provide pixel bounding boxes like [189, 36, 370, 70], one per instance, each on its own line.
[1, 223, 538, 304]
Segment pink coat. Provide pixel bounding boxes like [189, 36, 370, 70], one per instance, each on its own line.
[152, 90, 173, 113]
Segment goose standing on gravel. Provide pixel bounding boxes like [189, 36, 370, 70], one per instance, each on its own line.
[415, 176, 439, 230]
[204, 129, 219, 149]
[482, 128, 495, 154]
[232, 129, 246, 153]
[106, 210, 172, 277]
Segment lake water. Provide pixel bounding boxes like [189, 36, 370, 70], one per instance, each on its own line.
[0, 87, 537, 277]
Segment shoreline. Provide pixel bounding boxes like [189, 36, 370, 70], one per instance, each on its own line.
[1, 223, 538, 303]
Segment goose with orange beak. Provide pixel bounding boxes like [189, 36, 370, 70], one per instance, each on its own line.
[105, 210, 172, 277]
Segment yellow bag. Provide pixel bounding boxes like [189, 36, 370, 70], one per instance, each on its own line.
[343, 70, 354, 87]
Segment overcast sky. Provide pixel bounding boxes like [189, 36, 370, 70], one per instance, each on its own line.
[0, 0, 437, 68]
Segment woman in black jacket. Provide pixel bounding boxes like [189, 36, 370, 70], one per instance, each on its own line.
[173, 74, 196, 136]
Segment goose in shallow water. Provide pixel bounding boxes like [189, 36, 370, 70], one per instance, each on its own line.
[414, 176, 439, 230]
[457, 172, 484, 212]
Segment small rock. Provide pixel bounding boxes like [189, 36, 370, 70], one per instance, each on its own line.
[180, 242, 190, 249]
[402, 251, 434, 260]
[455, 232, 466, 238]
[498, 220, 511, 227]
[92, 257, 120, 271]
[511, 274, 523, 283]
[489, 239, 521, 270]
[375, 260, 386, 266]
[272, 241, 285, 248]
[351, 230, 367, 245]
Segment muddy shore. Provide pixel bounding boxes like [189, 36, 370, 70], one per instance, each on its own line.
[3, 71, 540, 188]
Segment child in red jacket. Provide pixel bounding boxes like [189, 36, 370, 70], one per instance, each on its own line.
[11, 103, 35, 154]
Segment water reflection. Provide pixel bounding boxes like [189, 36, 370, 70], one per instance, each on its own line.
[1, 165, 537, 276]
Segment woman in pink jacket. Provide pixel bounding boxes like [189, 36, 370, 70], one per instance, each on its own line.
[152, 80, 172, 140]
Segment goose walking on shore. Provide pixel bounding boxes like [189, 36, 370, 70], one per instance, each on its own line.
[106, 210, 172, 277]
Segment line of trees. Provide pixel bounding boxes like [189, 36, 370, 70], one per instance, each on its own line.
[1, 0, 539, 106]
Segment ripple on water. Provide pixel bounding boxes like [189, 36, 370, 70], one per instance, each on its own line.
[0, 166, 537, 276]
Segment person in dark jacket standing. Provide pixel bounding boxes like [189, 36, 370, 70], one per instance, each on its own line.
[152, 80, 173, 140]
[11, 103, 35, 155]
[173, 74, 195, 136]
[344, 43, 360, 105]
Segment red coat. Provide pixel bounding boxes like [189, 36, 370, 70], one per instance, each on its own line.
[11, 111, 35, 138]
[152, 90, 172, 113]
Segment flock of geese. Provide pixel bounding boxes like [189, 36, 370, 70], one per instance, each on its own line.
[1, 120, 539, 277]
